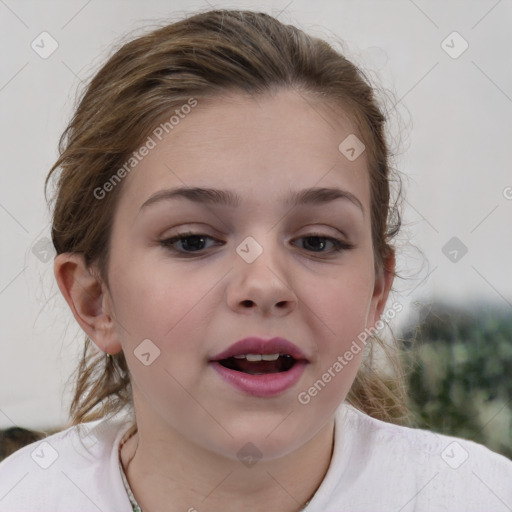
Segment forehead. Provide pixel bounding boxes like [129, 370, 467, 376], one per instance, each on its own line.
[116, 88, 370, 214]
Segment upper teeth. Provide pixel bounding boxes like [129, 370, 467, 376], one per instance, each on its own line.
[233, 353, 280, 361]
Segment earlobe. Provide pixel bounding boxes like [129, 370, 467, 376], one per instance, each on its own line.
[53, 253, 123, 355]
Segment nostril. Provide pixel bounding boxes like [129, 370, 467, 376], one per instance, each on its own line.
[241, 300, 255, 307]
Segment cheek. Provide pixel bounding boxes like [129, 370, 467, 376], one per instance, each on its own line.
[110, 253, 216, 337]
[310, 267, 375, 337]
[109, 261, 224, 392]
[296, 272, 373, 414]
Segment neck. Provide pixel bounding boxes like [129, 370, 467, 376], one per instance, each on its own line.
[120, 414, 335, 512]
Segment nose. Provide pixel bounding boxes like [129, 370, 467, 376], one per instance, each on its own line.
[226, 239, 298, 317]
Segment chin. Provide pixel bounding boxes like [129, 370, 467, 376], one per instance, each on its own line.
[205, 414, 326, 463]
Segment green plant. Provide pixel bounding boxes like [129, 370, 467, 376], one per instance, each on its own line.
[402, 301, 512, 459]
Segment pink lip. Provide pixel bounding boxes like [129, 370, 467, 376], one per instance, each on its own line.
[210, 360, 307, 397]
[209, 337, 309, 397]
[210, 337, 308, 361]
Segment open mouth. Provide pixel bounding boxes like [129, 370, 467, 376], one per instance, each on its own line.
[218, 354, 296, 375]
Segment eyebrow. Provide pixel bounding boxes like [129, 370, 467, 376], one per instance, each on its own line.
[139, 186, 364, 215]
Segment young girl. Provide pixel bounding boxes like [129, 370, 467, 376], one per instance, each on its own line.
[1, 8, 510, 512]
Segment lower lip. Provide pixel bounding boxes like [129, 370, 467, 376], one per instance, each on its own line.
[210, 361, 308, 397]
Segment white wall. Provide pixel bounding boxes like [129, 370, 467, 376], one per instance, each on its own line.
[1, 0, 511, 429]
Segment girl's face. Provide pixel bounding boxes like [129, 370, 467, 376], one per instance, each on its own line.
[101, 89, 393, 460]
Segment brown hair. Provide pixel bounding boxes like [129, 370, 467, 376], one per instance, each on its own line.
[45, 8, 409, 428]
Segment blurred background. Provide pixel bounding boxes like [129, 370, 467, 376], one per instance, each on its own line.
[1, 0, 511, 458]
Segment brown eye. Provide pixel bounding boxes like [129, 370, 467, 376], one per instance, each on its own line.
[160, 232, 221, 254]
[293, 234, 353, 254]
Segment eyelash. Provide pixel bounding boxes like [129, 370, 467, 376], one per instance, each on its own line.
[159, 231, 354, 257]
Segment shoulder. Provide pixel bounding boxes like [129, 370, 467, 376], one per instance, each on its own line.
[0, 414, 134, 511]
[308, 403, 512, 512]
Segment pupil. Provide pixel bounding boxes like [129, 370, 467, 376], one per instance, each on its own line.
[305, 236, 325, 251]
[183, 235, 206, 251]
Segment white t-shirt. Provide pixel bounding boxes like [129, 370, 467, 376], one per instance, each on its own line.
[1, 402, 511, 511]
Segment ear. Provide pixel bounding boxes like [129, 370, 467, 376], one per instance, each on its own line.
[367, 250, 396, 328]
[53, 253, 123, 355]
